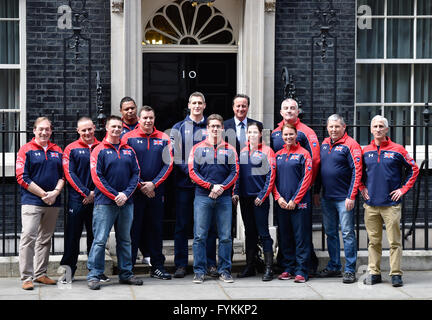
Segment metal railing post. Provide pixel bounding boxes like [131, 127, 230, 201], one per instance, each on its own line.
[423, 102, 430, 249]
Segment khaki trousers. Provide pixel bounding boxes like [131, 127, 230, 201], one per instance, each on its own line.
[363, 203, 402, 276]
[19, 205, 59, 281]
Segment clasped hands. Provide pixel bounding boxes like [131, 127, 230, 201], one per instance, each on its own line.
[209, 184, 224, 199]
[277, 197, 296, 210]
[41, 189, 60, 206]
[140, 182, 156, 198]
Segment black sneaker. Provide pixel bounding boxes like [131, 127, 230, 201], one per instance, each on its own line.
[193, 273, 205, 284]
[174, 267, 187, 278]
[363, 274, 382, 285]
[342, 272, 356, 283]
[151, 268, 172, 280]
[119, 276, 143, 285]
[98, 274, 110, 283]
[88, 280, 101, 290]
[219, 272, 234, 283]
[391, 275, 403, 287]
[318, 268, 342, 278]
[207, 266, 219, 278]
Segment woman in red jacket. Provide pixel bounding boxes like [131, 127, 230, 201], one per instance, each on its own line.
[233, 122, 276, 281]
[273, 123, 313, 283]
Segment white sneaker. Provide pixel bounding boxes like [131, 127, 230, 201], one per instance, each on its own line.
[59, 276, 74, 284]
[142, 256, 151, 266]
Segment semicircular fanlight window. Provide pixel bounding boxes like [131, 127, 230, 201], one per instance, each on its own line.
[143, 0, 235, 45]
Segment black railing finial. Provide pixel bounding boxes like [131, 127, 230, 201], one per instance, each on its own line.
[423, 102, 430, 125]
[313, 0, 338, 61]
[96, 71, 106, 140]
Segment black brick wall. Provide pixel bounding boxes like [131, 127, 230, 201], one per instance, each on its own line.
[26, 0, 111, 133]
[275, 0, 356, 141]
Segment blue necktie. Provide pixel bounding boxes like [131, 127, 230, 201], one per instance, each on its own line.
[239, 122, 246, 149]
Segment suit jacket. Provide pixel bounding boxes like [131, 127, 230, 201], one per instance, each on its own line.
[224, 117, 263, 155]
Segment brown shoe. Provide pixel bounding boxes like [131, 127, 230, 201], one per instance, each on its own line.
[22, 280, 34, 290]
[35, 275, 56, 285]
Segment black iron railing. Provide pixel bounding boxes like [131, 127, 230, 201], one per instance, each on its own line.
[1, 108, 431, 256]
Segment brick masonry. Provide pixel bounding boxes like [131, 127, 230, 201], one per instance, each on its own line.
[274, 0, 356, 139]
[26, 0, 111, 134]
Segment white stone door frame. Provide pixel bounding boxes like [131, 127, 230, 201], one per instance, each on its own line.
[110, 0, 275, 124]
[110, 0, 276, 242]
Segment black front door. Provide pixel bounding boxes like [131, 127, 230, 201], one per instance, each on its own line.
[143, 52, 237, 239]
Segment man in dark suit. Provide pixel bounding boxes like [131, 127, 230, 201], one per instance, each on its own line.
[224, 94, 262, 155]
[224, 94, 265, 278]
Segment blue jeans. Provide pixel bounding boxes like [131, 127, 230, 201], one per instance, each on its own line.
[321, 198, 357, 273]
[60, 200, 94, 277]
[87, 204, 134, 281]
[174, 188, 217, 268]
[193, 195, 232, 275]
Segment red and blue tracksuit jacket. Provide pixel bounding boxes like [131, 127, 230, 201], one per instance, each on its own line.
[62, 138, 100, 203]
[16, 138, 64, 207]
[315, 133, 362, 201]
[188, 139, 239, 197]
[234, 143, 276, 202]
[170, 115, 208, 189]
[90, 138, 140, 205]
[120, 117, 139, 138]
[273, 143, 313, 206]
[271, 118, 320, 183]
[360, 137, 419, 207]
[122, 126, 173, 194]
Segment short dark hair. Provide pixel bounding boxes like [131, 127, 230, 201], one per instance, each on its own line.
[139, 105, 155, 117]
[188, 91, 206, 103]
[207, 114, 224, 125]
[232, 94, 250, 106]
[106, 115, 122, 126]
[247, 121, 263, 133]
[120, 96, 136, 110]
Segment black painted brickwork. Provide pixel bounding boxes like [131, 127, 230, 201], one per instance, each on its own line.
[26, 0, 111, 133]
[274, 0, 356, 141]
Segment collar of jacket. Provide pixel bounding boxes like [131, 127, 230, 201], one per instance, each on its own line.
[77, 137, 100, 148]
[134, 126, 160, 137]
[121, 117, 139, 128]
[371, 136, 391, 149]
[283, 141, 301, 153]
[203, 138, 229, 149]
[277, 117, 300, 130]
[101, 137, 128, 149]
[324, 132, 349, 146]
[30, 137, 56, 151]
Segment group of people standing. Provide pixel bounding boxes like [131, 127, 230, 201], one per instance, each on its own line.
[15, 91, 419, 291]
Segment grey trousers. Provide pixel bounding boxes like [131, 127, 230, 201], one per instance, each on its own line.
[19, 205, 59, 281]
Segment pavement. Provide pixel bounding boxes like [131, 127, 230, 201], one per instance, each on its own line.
[1, 270, 430, 318]
[1, 270, 431, 301]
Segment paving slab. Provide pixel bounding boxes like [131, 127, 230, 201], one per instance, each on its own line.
[0, 271, 431, 301]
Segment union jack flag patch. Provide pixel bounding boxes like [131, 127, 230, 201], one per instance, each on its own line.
[153, 139, 163, 146]
[335, 146, 343, 152]
[122, 150, 132, 156]
[253, 151, 263, 159]
[219, 149, 229, 156]
[298, 203, 307, 209]
[50, 152, 59, 158]
[290, 154, 300, 161]
[384, 152, 395, 159]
